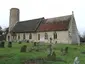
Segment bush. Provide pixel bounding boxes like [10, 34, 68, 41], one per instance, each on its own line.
[19, 41, 22, 44]
[20, 45, 27, 52]
[65, 47, 68, 53]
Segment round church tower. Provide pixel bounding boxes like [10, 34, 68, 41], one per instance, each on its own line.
[9, 8, 19, 32]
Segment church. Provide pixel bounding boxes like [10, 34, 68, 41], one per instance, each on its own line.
[6, 8, 80, 44]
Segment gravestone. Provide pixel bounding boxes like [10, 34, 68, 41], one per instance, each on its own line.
[73, 57, 80, 64]
[0, 41, 5, 48]
[8, 41, 12, 48]
[49, 38, 53, 55]
[20, 45, 27, 52]
[48, 44, 52, 55]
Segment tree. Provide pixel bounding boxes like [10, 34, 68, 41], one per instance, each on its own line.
[79, 32, 85, 42]
[0, 26, 2, 35]
[0, 26, 9, 41]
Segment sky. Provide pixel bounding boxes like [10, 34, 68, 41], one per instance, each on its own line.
[0, 0, 85, 35]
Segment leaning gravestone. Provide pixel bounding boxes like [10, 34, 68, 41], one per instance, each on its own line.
[8, 41, 12, 48]
[20, 45, 27, 52]
[73, 57, 80, 64]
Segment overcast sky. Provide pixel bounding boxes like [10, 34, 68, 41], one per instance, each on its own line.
[0, 0, 85, 35]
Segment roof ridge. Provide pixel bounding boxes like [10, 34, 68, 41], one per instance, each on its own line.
[19, 17, 44, 23]
[46, 14, 72, 19]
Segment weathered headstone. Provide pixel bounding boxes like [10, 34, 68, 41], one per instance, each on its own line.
[8, 41, 12, 48]
[73, 57, 80, 64]
[0, 41, 5, 48]
[48, 44, 52, 55]
[49, 37, 53, 55]
[20, 45, 27, 52]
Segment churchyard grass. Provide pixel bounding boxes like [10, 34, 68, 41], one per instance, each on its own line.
[0, 42, 85, 64]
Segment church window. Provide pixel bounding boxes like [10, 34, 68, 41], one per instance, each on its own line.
[18, 34, 20, 40]
[45, 33, 48, 39]
[53, 32, 57, 39]
[29, 33, 32, 39]
[8, 36, 10, 41]
[23, 33, 25, 39]
[38, 34, 40, 40]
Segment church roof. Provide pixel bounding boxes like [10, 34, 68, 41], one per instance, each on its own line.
[11, 15, 72, 33]
[11, 17, 44, 33]
[38, 15, 72, 32]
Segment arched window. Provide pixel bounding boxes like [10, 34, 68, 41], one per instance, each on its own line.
[53, 32, 57, 39]
[23, 33, 25, 39]
[8, 36, 10, 41]
[45, 33, 48, 39]
[29, 33, 32, 39]
[18, 34, 20, 40]
[38, 34, 40, 40]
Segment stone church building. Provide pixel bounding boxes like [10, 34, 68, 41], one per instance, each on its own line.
[6, 8, 80, 44]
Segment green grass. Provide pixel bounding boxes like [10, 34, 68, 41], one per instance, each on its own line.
[0, 42, 85, 64]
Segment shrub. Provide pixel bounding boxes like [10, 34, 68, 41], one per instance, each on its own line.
[19, 41, 22, 44]
[65, 47, 68, 53]
[20, 45, 27, 52]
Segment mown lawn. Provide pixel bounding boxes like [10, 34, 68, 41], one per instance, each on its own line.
[0, 42, 85, 64]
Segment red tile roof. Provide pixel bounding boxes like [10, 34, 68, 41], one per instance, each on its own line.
[38, 15, 71, 32]
[38, 21, 70, 32]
